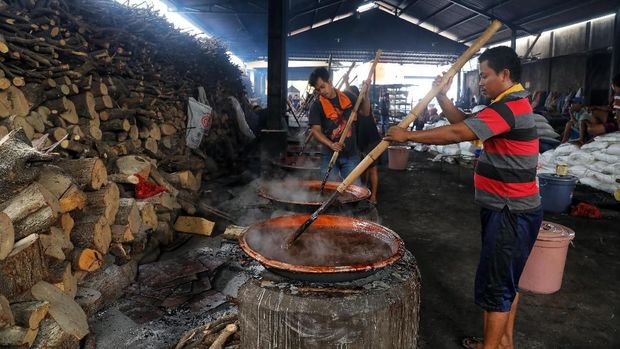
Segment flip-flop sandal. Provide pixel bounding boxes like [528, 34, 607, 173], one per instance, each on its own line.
[461, 337, 483, 349]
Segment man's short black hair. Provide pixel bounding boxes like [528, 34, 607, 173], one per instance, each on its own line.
[612, 74, 620, 88]
[478, 46, 522, 83]
[309, 67, 330, 87]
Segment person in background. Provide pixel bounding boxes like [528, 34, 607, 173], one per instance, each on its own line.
[385, 46, 542, 349]
[580, 74, 620, 139]
[346, 85, 381, 205]
[308, 67, 370, 184]
[380, 92, 390, 134]
[560, 96, 591, 144]
[413, 102, 431, 130]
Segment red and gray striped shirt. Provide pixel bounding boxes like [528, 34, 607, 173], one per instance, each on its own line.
[464, 90, 541, 212]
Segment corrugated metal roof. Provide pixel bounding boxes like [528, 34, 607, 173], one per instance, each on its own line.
[165, 0, 618, 62]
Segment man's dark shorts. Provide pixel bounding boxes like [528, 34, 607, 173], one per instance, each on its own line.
[475, 206, 543, 312]
[604, 122, 619, 134]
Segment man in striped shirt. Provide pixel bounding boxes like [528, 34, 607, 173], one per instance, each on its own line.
[386, 46, 543, 349]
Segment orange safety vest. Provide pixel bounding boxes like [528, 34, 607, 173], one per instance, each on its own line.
[319, 90, 353, 141]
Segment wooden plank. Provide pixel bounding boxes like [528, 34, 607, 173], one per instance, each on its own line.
[173, 216, 214, 236]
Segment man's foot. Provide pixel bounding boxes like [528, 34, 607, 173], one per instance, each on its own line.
[461, 337, 483, 349]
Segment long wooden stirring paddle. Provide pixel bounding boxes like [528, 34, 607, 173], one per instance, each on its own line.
[286, 19, 504, 248]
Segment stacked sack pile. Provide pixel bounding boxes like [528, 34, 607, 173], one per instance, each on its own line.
[538, 132, 620, 195]
[412, 119, 478, 161]
[411, 113, 560, 160]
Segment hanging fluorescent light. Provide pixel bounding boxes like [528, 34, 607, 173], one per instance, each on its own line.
[357, 2, 377, 13]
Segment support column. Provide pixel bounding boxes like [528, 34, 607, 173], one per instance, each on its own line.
[261, 0, 289, 176]
[457, 69, 462, 103]
[266, 0, 287, 129]
[510, 28, 517, 50]
[611, 8, 620, 80]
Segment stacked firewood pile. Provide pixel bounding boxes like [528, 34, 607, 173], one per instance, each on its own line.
[0, 128, 216, 347]
[0, 0, 249, 172]
[0, 0, 252, 346]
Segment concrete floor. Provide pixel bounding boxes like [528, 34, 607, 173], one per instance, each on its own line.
[377, 151, 620, 348]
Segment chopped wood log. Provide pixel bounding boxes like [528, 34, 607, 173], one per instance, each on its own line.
[100, 118, 130, 132]
[26, 112, 45, 133]
[30, 281, 89, 340]
[129, 124, 139, 140]
[110, 225, 133, 243]
[74, 288, 101, 319]
[0, 326, 38, 347]
[80, 261, 137, 309]
[47, 262, 77, 299]
[93, 95, 113, 111]
[115, 198, 140, 234]
[222, 225, 247, 241]
[5, 86, 29, 117]
[0, 129, 51, 202]
[160, 123, 177, 136]
[0, 213, 14, 261]
[70, 248, 103, 272]
[71, 210, 111, 254]
[10, 301, 49, 329]
[50, 127, 68, 142]
[85, 182, 119, 222]
[40, 227, 73, 261]
[0, 234, 46, 300]
[208, 323, 238, 349]
[136, 201, 157, 231]
[109, 243, 131, 264]
[31, 318, 79, 349]
[60, 213, 74, 236]
[115, 155, 151, 178]
[107, 173, 138, 185]
[0, 182, 60, 226]
[59, 184, 87, 213]
[36, 166, 71, 198]
[149, 167, 178, 197]
[69, 92, 97, 120]
[57, 158, 107, 191]
[9, 116, 36, 139]
[144, 137, 158, 157]
[173, 216, 214, 236]
[0, 78, 10, 91]
[0, 126, 8, 139]
[13, 205, 59, 240]
[162, 171, 200, 191]
[148, 124, 161, 140]
[0, 295, 14, 328]
[153, 221, 173, 246]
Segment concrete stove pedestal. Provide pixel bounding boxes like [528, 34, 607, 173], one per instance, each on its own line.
[238, 250, 421, 349]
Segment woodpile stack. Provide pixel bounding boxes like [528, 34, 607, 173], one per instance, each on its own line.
[0, 128, 216, 347]
[0, 0, 250, 175]
[0, 0, 248, 346]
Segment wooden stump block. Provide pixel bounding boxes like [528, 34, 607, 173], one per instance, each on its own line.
[238, 251, 421, 349]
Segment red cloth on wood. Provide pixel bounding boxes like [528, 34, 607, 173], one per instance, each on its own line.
[134, 174, 167, 199]
[570, 202, 602, 219]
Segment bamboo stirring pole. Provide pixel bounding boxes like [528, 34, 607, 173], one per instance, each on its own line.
[286, 20, 504, 247]
[319, 49, 383, 193]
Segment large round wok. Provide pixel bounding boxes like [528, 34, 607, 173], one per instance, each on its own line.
[258, 179, 370, 207]
[239, 215, 405, 282]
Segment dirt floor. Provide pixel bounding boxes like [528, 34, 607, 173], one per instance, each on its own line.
[91, 149, 619, 348]
[377, 151, 620, 348]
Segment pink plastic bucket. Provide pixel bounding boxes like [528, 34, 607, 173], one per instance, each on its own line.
[519, 221, 575, 294]
[388, 146, 410, 170]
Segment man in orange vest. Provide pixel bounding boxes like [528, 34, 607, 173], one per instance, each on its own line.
[308, 67, 371, 184]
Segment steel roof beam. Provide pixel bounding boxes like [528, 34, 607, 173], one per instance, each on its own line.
[417, 3, 453, 25]
[439, 0, 515, 33]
